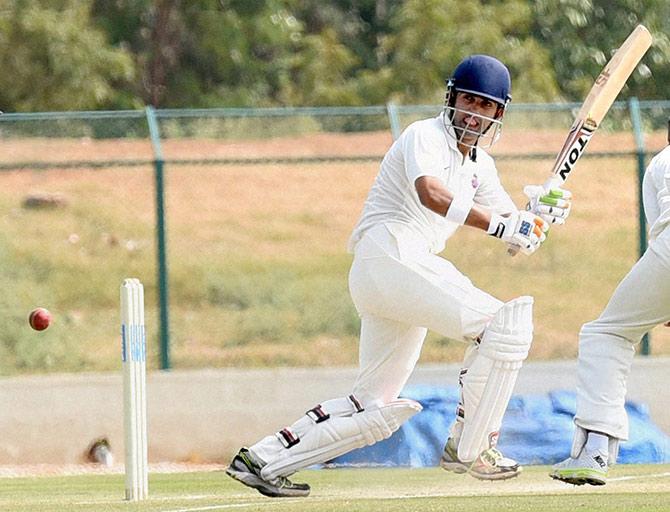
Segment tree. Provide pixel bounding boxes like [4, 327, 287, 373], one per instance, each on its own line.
[377, 0, 560, 104]
[532, 0, 670, 100]
[92, 0, 305, 107]
[0, 0, 135, 111]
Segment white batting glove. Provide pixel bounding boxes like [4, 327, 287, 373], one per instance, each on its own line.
[487, 210, 549, 256]
[524, 185, 572, 225]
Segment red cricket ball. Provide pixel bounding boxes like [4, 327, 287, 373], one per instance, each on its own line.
[29, 308, 52, 331]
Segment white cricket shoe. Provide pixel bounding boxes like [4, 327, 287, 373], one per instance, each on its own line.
[440, 437, 521, 481]
[550, 449, 608, 486]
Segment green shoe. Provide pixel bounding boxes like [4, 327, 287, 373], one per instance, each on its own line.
[226, 447, 311, 498]
[550, 450, 608, 486]
[440, 438, 521, 480]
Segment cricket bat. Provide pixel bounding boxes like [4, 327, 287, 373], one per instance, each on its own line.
[509, 25, 652, 256]
[543, 24, 652, 191]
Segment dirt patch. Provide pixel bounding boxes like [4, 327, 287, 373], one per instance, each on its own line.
[1, 127, 666, 164]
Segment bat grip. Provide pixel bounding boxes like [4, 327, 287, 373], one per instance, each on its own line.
[543, 175, 564, 192]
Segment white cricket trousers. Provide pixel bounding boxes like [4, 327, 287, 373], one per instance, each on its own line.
[348, 223, 502, 408]
[576, 227, 670, 440]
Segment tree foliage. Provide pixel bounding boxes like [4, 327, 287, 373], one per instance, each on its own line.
[377, 0, 559, 103]
[0, 0, 134, 111]
[532, 0, 670, 100]
[0, 0, 667, 112]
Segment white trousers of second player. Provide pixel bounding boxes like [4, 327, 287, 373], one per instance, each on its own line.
[576, 227, 670, 440]
[348, 222, 502, 408]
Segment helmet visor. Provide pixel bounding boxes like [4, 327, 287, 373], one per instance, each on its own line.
[443, 104, 503, 150]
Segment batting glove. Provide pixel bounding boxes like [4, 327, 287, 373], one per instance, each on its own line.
[487, 210, 549, 256]
[524, 185, 572, 225]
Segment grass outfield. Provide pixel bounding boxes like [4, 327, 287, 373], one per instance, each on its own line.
[1, 128, 669, 373]
[3, 465, 670, 512]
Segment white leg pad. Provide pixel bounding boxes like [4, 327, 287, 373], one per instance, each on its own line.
[250, 395, 363, 464]
[458, 296, 533, 462]
[260, 399, 421, 480]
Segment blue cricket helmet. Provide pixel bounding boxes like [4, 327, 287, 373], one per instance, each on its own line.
[448, 54, 511, 106]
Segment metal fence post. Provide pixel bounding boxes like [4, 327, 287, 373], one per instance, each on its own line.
[628, 96, 650, 355]
[145, 106, 172, 369]
[386, 102, 401, 141]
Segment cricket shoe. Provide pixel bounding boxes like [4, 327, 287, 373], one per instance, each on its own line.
[225, 447, 310, 498]
[550, 449, 608, 486]
[440, 437, 521, 481]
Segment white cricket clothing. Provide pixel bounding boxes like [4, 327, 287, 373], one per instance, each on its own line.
[347, 113, 517, 410]
[248, 113, 522, 477]
[642, 145, 670, 243]
[457, 296, 533, 462]
[348, 113, 515, 254]
[575, 145, 670, 442]
[348, 223, 504, 407]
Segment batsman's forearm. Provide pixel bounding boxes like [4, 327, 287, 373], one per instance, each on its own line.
[414, 176, 494, 232]
[464, 204, 494, 232]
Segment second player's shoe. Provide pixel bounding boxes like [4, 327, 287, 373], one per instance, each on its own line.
[549, 448, 608, 486]
[440, 437, 521, 480]
[226, 447, 311, 498]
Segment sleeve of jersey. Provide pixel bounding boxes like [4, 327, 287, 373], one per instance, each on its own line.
[472, 159, 516, 215]
[401, 123, 445, 184]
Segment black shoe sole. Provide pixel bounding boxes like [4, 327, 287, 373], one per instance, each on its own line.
[550, 473, 606, 486]
[226, 467, 310, 498]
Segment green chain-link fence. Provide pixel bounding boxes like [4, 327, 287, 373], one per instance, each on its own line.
[0, 100, 668, 374]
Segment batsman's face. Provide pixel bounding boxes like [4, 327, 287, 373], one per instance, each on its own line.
[452, 92, 501, 144]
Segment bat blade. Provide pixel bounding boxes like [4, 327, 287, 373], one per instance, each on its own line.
[509, 25, 652, 256]
[545, 24, 652, 190]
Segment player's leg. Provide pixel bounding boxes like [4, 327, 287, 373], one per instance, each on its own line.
[352, 224, 532, 480]
[439, 343, 477, 474]
[227, 223, 528, 494]
[551, 242, 670, 486]
[227, 385, 421, 497]
[351, 311, 429, 407]
[441, 297, 534, 480]
[227, 227, 430, 497]
[253, 223, 514, 484]
[252, 313, 423, 479]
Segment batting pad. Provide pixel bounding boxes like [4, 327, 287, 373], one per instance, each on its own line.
[251, 395, 362, 464]
[260, 399, 421, 480]
[458, 296, 533, 462]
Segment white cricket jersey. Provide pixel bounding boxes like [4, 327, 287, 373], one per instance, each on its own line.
[642, 145, 670, 241]
[348, 112, 516, 254]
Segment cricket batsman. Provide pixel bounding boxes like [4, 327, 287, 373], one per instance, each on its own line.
[226, 54, 572, 497]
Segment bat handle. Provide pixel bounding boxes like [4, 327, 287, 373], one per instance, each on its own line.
[543, 175, 564, 192]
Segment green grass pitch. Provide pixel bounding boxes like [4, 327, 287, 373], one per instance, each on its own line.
[3, 465, 670, 511]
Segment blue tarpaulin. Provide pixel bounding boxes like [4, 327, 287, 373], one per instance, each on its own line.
[331, 385, 670, 467]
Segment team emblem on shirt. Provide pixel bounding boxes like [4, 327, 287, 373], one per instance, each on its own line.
[471, 174, 479, 188]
